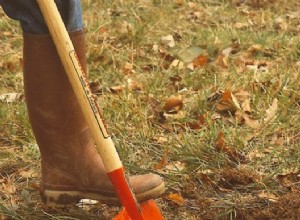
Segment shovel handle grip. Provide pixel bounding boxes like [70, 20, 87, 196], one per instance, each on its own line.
[36, 0, 122, 172]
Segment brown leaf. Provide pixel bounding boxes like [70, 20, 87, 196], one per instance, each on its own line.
[167, 193, 185, 206]
[90, 81, 102, 95]
[216, 90, 240, 114]
[234, 22, 249, 29]
[109, 79, 143, 94]
[187, 114, 206, 130]
[164, 111, 186, 122]
[244, 98, 278, 129]
[165, 161, 186, 171]
[192, 55, 208, 68]
[234, 45, 264, 70]
[258, 191, 278, 203]
[215, 131, 226, 151]
[197, 172, 216, 186]
[159, 50, 175, 69]
[154, 149, 170, 170]
[110, 85, 126, 93]
[270, 134, 284, 146]
[274, 17, 288, 31]
[215, 47, 232, 68]
[163, 95, 183, 113]
[97, 26, 108, 34]
[122, 62, 134, 74]
[233, 89, 251, 113]
[18, 169, 37, 179]
[1, 178, 16, 194]
[3, 31, 13, 36]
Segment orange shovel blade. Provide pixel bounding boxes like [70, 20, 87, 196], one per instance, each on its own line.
[114, 199, 164, 220]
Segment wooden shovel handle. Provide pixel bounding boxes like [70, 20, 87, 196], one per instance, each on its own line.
[36, 0, 122, 172]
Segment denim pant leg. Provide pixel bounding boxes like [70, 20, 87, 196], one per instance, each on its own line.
[0, 0, 83, 34]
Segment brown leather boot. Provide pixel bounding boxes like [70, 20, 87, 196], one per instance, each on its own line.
[23, 30, 165, 207]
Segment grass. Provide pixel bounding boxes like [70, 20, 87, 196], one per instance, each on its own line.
[1, 0, 300, 219]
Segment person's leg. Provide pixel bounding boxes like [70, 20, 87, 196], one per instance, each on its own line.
[0, 0, 165, 207]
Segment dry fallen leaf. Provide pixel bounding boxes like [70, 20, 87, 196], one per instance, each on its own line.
[109, 79, 143, 93]
[1, 178, 16, 194]
[216, 90, 240, 114]
[215, 47, 232, 68]
[110, 85, 126, 93]
[197, 172, 216, 186]
[235, 44, 264, 69]
[159, 50, 175, 69]
[0, 93, 23, 103]
[234, 22, 250, 29]
[165, 161, 186, 171]
[164, 110, 186, 122]
[154, 149, 170, 170]
[122, 62, 134, 74]
[187, 114, 206, 130]
[163, 95, 183, 113]
[274, 17, 288, 31]
[258, 191, 278, 203]
[244, 98, 278, 129]
[90, 81, 102, 95]
[192, 54, 208, 68]
[161, 35, 175, 48]
[233, 89, 251, 113]
[167, 193, 185, 206]
[18, 169, 37, 179]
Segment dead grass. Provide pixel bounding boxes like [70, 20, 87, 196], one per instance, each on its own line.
[1, 0, 300, 219]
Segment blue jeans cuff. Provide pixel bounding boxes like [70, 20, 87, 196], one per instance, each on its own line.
[0, 0, 84, 34]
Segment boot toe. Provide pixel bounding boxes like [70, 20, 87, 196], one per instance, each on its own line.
[130, 173, 166, 202]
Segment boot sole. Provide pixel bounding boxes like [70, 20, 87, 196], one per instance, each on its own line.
[42, 182, 165, 208]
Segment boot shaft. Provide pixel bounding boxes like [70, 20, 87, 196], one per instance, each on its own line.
[23, 30, 88, 151]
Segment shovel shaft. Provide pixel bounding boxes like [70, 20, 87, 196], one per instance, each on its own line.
[36, 0, 143, 219]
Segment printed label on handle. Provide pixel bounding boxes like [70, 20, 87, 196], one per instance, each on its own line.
[69, 50, 110, 139]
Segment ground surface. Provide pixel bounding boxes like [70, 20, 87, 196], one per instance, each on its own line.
[1, 0, 300, 219]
